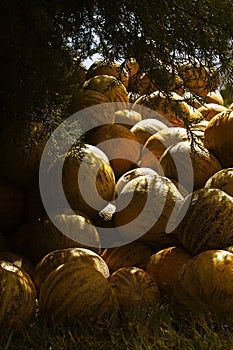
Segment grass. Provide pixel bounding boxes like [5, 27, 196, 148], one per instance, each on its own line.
[2, 299, 233, 350]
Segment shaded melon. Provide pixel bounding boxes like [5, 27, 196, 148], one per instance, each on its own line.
[39, 262, 118, 324]
[108, 267, 160, 312]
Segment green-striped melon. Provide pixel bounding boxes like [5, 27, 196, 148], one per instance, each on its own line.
[108, 267, 160, 312]
[132, 91, 192, 127]
[32, 247, 109, 293]
[0, 261, 37, 334]
[13, 210, 101, 264]
[39, 262, 118, 324]
[204, 168, 233, 197]
[130, 118, 168, 146]
[177, 250, 233, 321]
[146, 246, 193, 296]
[101, 241, 154, 273]
[86, 60, 129, 88]
[114, 174, 184, 249]
[176, 188, 233, 255]
[60, 144, 116, 219]
[82, 75, 129, 109]
[84, 124, 141, 179]
[160, 141, 222, 192]
[204, 110, 233, 168]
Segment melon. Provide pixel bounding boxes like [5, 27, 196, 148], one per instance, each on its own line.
[146, 246, 193, 296]
[177, 250, 233, 321]
[0, 261, 37, 334]
[108, 267, 160, 312]
[0, 251, 35, 277]
[115, 167, 159, 196]
[160, 141, 222, 192]
[114, 174, 184, 249]
[39, 262, 118, 324]
[47, 144, 116, 220]
[204, 168, 233, 197]
[32, 247, 110, 293]
[140, 127, 188, 171]
[130, 118, 168, 146]
[84, 124, 141, 179]
[204, 110, 233, 168]
[86, 60, 129, 88]
[176, 188, 233, 255]
[114, 109, 142, 129]
[82, 75, 129, 109]
[132, 91, 192, 127]
[197, 103, 227, 121]
[101, 241, 154, 273]
[13, 210, 101, 264]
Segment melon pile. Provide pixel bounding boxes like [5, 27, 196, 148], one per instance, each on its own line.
[1, 58, 233, 334]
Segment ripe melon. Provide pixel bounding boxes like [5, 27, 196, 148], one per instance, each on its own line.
[108, 267, 160, 312]
[114, 174, 184, 249]
[132, 91, 192, 127]
[84, 124, 141, 179]
[39, 262, 118, 324]
[0, 261, 37, 334]
[101, 241, 154, 273]
[177, 250, 233, 321]
[32, 247, 110, 293]
[130, 118, 168, 145]
[82, 74, 129, 109]
[204, 110, 233, 168]
[176, 188, 233, 255]
[13, 210, 101, 264]
[160, 141, 222, 192]
[204, 168, 233, 197]
[146, 246, 193, 296]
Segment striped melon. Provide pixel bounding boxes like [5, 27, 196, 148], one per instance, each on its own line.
[84, 124, 141, 179]
[140, 127, 188, 171]
[69, 89, 115, 126]
[204, 168, 233, 197]
[13, 210, 101, 264]
[86, 60, 129, 88]
[32, 247, 110, 293]
[132, 91, 192, 127]
[176, 188, 233, 255]
[0, 178, 24, 234]
[82, 75, 129, 109]
[177, 250, 233, 321]
[39, 262, 118, 324]
[204, 110, 233, 168]
[60, 144, 116, 219]
[115, 167, 159, 196]
[146, 246, 193, 296]
[101, 241, 154, 273]
[160, 141, 222, 192]
[0, 261, 37, 334]
[108, 267, 160, 312]
[114, 174, 184, 249]
[130, 118, 168, 146]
